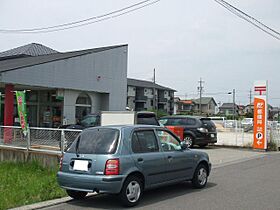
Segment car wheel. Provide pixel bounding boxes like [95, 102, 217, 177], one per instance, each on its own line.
[198, 143, 208, 148]
[192, 164, 208, 189]
[66, 190, 88, 199]
[119, 175, 143, 207]
[184, 135, 194, 148]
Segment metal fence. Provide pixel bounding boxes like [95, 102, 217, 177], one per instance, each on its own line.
[269, 127, 280, 148]
[0, 123, 279, 153]
[213, 120, 280, 149]
[0, 126, 82, 154]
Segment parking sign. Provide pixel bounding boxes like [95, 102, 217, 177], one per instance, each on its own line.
[253, 81, 267, 150]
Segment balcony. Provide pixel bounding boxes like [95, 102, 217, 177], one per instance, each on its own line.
[158, 98, 168, 104]
[135, 95, 148, 102]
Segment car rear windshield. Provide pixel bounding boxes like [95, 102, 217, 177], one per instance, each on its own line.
[201, 118, 215, 128]
[137, 114, 159, 126]
[67, 128, 119, 154]
[159, 118, 191, 126]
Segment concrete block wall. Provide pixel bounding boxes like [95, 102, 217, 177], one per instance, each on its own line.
[0, 147, 61, 169]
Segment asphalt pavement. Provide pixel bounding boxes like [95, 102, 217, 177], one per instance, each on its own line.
[34, 149, 280, 210]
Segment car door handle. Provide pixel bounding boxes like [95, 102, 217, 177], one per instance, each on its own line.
[137, 158, 144, 162]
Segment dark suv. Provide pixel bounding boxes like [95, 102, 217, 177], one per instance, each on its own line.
[159, 116, 217, 148]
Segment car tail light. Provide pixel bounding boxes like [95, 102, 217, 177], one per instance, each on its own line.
[59, 155, 64, 171]
[197, 127, 208, 133]
[105, 159, 119, 175]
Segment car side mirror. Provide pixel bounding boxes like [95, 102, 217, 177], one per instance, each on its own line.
[180, 141, 189, 150]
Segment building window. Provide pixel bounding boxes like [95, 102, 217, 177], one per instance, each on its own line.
[26, 91, 38, 102]
[76, 93, 91, 105]
[75, 93, 92, 123]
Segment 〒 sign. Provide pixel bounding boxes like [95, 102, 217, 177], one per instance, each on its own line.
[254, 86, 266, 95]
[253, 81, 268, 150]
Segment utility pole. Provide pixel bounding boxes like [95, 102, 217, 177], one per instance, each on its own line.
[249, 89, 252, 114]
[233, 89, 236, 121]
[277, 105, 280, 123]
[198, 78, 204, 115]
[153, 68, 157, 111]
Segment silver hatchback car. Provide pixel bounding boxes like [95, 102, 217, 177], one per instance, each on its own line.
[57, 125, 211, 207]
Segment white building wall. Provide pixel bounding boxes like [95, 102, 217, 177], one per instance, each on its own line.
[144, 88, 153, 99]
[63, 90, 79, 124]
[127, 86, 136, 97]
[63, 89, 108, 124]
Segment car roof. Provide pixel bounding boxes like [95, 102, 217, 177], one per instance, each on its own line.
[136, 111, 156, 115]
[160, 115, 203, 119]
[85, 124, 162, 130]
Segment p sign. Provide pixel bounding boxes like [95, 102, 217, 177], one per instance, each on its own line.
[253, 96, 267, 150]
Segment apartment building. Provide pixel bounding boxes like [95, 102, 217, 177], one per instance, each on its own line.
[127, 78, 176, 114]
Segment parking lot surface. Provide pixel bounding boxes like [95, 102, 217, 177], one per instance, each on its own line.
[14, 146, 272, 210]
[195, 146, 266, 167]
[37, 151, 280, 210]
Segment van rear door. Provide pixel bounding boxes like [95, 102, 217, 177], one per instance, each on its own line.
[136, 112, 160, 126]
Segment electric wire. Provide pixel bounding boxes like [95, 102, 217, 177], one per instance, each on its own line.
[214, 0, 280, 40]
[218, 0, 280, 36]
[0, 0, 160, 34]
[0, 0, 152, 32]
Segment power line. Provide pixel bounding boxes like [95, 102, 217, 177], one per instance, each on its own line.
[0, 0, 152, 32]
[214, 0, 280, 40]
[153, 68, 157, 110]
[0, 0, 160, 34]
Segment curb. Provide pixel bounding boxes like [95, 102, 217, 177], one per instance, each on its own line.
[213, 144, 280, 152]
[10, 192, 98, 210]
[9, 197, 72, 210]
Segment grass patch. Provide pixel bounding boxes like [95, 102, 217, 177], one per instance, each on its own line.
[0, 161, 66, 210]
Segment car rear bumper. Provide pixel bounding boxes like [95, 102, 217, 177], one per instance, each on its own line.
[195, 133, 217, 144]
[57, 171, 126, 194]
[196, 137, 217, 144]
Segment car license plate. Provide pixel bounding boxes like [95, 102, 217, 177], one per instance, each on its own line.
[211, 134, 215, 138]
[73, 160, 89, 171]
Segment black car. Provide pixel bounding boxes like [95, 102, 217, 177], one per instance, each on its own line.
[159, 115, 217, 148]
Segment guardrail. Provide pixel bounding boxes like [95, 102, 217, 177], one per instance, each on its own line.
[0, 126, 82, 154]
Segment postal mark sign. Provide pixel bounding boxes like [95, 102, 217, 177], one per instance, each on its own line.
[253, 81, 267, 150]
